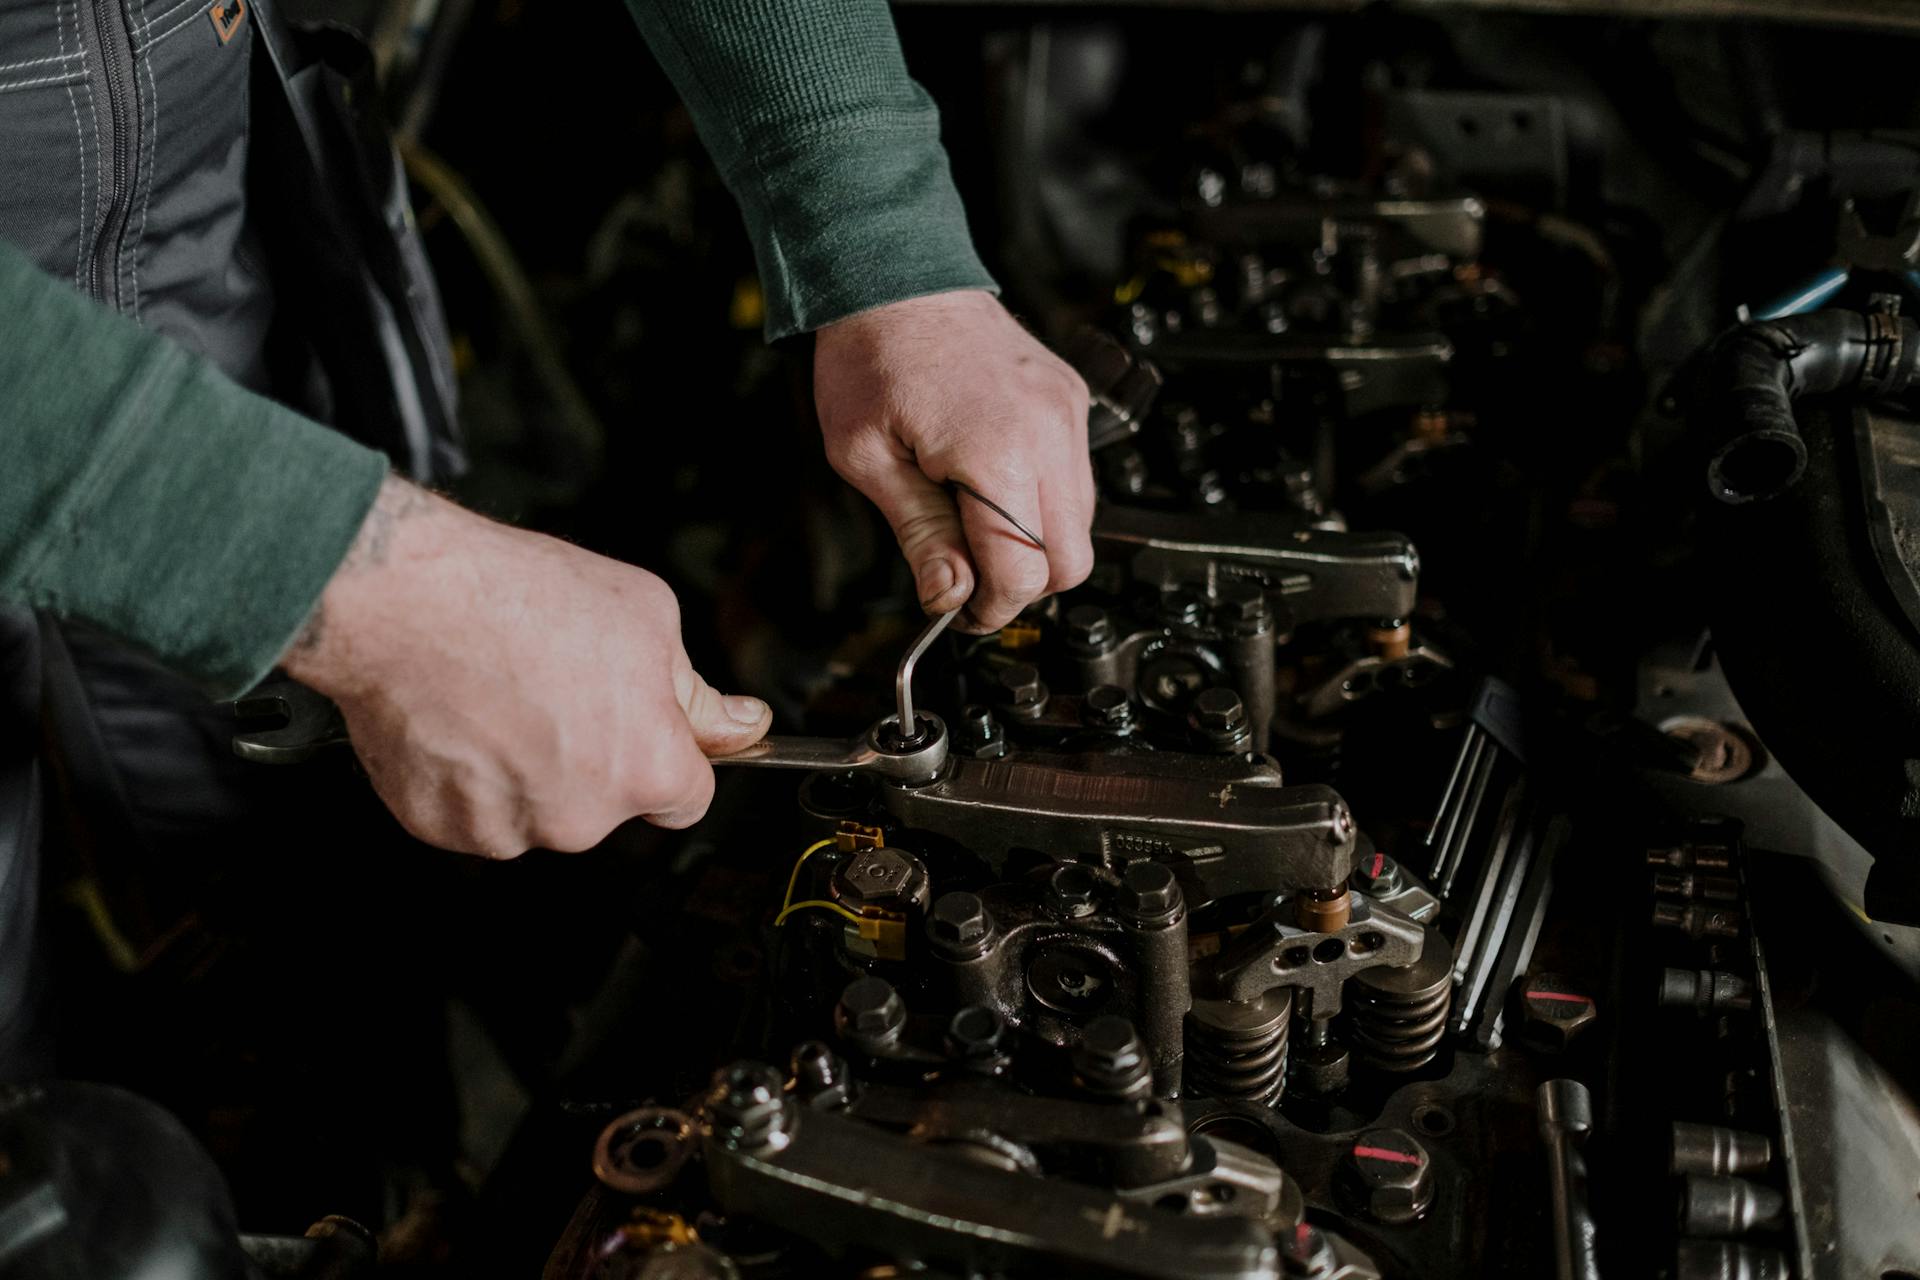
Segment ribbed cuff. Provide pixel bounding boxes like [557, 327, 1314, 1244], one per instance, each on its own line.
[729, 102, 999, 340]
[15, 346, 388, 697]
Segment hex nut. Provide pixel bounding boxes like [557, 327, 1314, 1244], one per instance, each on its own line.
[929, 891, 992, 950]
[836, 976, 906, 1044]
[1117, 861, 1183, 922]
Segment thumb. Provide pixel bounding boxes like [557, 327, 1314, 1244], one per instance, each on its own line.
[846, 453, 976, 614]
[676, 666, 772, 756]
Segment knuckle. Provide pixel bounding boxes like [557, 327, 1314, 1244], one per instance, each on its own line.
[828, 431, 889, 482]
[1007, 552, 1051, 599]
[893, 506, 960, 553]
[633, 739, 713, 816]
[641, 577, 681, 627]
[535, 811, 614, 854]
[1052, 541, 1096, 592]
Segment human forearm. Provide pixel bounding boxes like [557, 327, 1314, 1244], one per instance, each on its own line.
[624, 0, 996, 338]
[0, 241, 389, 696]
[283, 474, 770, 855]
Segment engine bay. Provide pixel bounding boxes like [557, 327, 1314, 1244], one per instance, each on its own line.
[515, 18, 1920, 1272]
[47, 4, 1920, 1278]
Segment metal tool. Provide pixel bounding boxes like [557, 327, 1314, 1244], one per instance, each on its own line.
[1538, 1078, 1602, 1280]
[895, 607, 960, 742]
[707, 720, 948, 784]
[231, 680, 349, 764]
[712, 608, 959, 784]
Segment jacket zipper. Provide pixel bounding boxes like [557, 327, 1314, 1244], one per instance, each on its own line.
[79, 0, 141, 309]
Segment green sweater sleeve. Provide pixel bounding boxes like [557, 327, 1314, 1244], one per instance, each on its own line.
[625, 0, 998, 340]
[0, 241, 390, 697]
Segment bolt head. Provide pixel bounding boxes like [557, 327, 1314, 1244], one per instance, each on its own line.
[945, 1005, 1006, 1058]
[1517, 973, 1597, 1051]
[1076, 1015, 1144, 1070]
[1213, 583, 1272, 634]
[1192, 686, 1248, 732]
[1083, 684, 1134, 729]
[929, 891, 992, 948]
[996, 663, 1046, 707]
[1342, 1128, 1433, 1224]
[1280, 1223, 1333, 1276]
[711, 1062, 783, 1116]
[1064, 605, 1117, 651]
[789, 1040, 841, 1088]
[1351, 851, 1402, 895]
[836, 976, 906, 1041]
[953, 704, 1005, 754]
[1116, 861, 1182, 920]
[1048, 864, 1099, 915]
[1159, 589, 1207, 628]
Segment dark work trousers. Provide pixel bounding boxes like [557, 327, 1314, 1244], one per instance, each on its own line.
[1, 611, 467, 1228]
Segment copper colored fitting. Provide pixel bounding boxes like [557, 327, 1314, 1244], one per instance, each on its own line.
[1296, 886, 1351, 933]
[1368, 621, 1412, 661]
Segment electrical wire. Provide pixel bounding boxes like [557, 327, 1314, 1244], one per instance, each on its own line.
[778, 837, 838, 924]
[774, 898, 868, 929]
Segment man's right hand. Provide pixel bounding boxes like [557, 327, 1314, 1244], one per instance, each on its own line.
[280, 477, 770, 858]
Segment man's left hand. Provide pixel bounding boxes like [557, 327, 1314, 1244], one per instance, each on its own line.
[814, 289, 1095, 633]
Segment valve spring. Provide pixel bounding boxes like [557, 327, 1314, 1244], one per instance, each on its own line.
[1184, 990, 1292, 1104]
[1346, 942, 1453, 1073]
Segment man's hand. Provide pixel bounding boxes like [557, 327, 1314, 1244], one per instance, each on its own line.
[814, 290, 1096, 632]
[281, 477, 771, 858]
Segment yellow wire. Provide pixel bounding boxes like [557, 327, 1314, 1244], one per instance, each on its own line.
[782, 837, 836, 918]
[775, 898, 868, 928]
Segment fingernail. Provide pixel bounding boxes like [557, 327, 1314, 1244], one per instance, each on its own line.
[723, 695, 768, 725]
[916, 557, 956, 606]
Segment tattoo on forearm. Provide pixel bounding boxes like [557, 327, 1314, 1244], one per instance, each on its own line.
[344, 475, 432, 573]
[289, 599, 327, 656]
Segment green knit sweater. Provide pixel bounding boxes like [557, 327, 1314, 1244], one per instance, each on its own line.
[0, 0, 993, 695]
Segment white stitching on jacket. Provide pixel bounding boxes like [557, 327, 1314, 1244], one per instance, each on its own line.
[133, 0, 209, 51]
[59, 0, 90, 289]
[137, 0, 204, 36]
[0, 50, 82, 74]
[130, 0, 159, 318]
[0, 70, 86, 93]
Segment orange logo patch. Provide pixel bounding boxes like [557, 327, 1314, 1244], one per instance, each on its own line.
[210, 0, 247, 44]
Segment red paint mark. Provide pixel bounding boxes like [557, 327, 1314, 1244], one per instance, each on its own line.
[1353, 1144, 1423, 1166]
[1527, 991, 1591, 1006]
[1369, 852, 1385, 878]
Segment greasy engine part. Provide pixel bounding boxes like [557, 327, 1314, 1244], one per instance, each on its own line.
[1090, 505, 1421, 627]
[1696, 381, 1920, 922]
[693, 1061, 1309, 1280]
[925, 860, 1191, 1094]
[1017, 290, 1454, 769]
[1116, 162, 1486, 422]
[799, 744, 1358, 905]
[1694, 307, 1920, 504]
[1345, 928, 1456, 1074]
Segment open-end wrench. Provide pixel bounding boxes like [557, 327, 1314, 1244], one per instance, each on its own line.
[231, 680, 350, 764]
[232, 609, 963, 784]
[710, 608, 960, 784]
